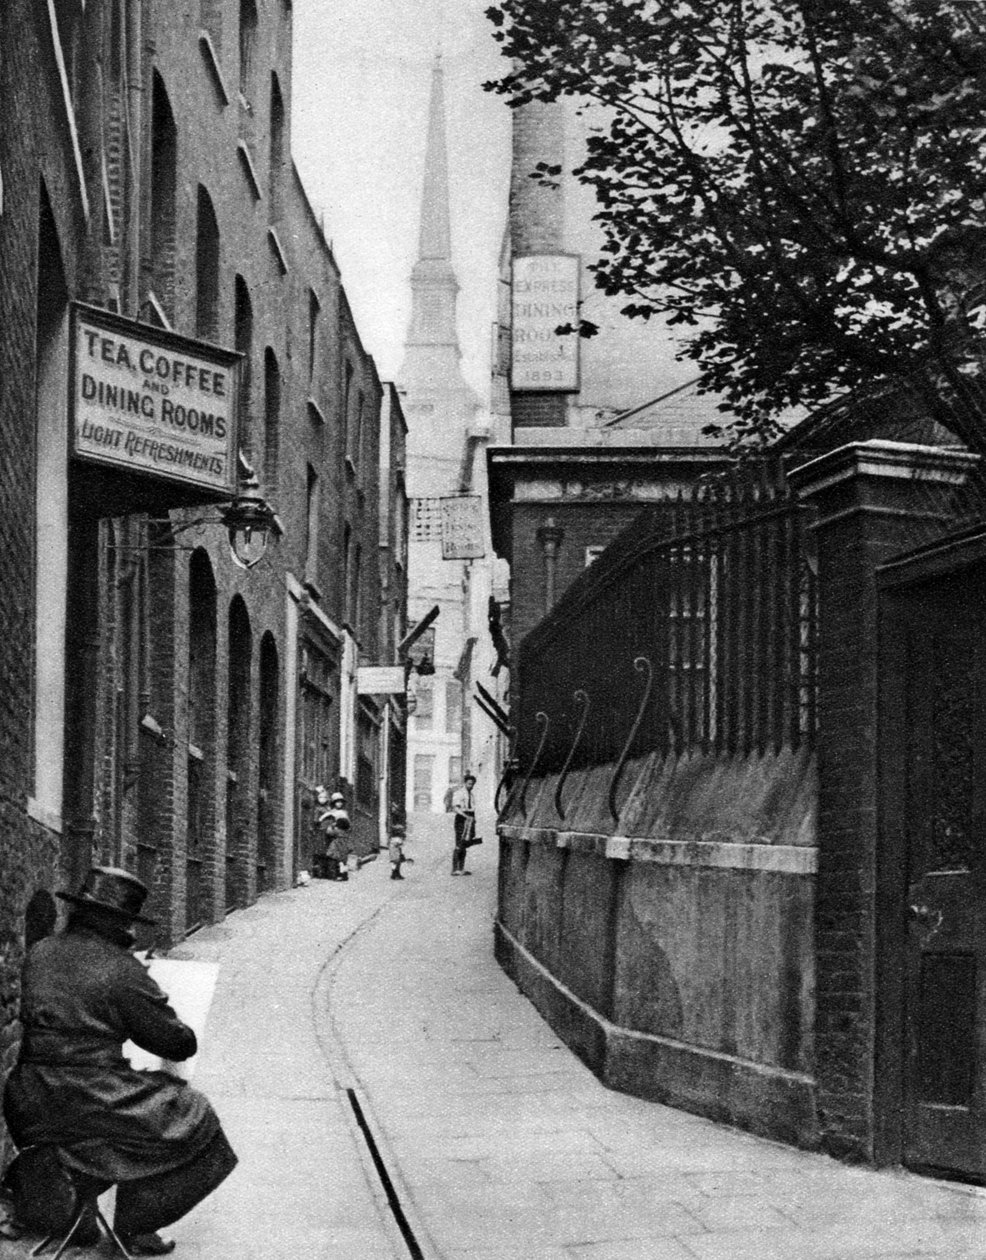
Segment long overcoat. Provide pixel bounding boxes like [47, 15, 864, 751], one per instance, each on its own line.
[3, 925, 224, 1184]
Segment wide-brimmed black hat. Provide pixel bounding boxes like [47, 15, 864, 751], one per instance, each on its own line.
[57, 866, 155, 925]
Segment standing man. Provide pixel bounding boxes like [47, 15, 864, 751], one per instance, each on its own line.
[450, 773, 477, 876]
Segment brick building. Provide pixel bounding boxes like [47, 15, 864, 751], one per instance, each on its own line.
[0, 0, 405, 1148]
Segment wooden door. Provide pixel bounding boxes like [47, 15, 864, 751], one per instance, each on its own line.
[901, 570, 986, 1180]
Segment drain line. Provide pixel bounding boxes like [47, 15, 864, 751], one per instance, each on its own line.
[346, 1088, 426, 1260]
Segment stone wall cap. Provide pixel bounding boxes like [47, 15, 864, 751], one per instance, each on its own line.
[788, 439, 979, 498]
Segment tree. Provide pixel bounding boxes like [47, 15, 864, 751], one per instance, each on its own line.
[485, 0, 986, 448]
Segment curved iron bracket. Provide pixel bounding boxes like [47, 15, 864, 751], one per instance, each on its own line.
[494, 734, 518, 819]
[554, 689, 589, 821]
[518, 711, 550, 820]
[608, 656, 654, 825]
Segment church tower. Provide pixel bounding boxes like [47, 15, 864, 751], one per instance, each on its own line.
[399, 54, 492, 816]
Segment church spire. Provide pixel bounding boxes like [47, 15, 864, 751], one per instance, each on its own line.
[402, 53, 461, 366]
[416, 54, 454, 270]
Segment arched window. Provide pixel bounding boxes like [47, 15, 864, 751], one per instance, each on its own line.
[257, 633, 280, 892]
[150, 73, 177, 323]
[196, 186, 220, 341]
[264, 348, 280, 492]
[226, 597, 252, 912]
[239, 0, 258, 102]
[269, 74, 285, 223]
[234, 274, 253, 452]
[305, 463, 320, 587]
[308, 289, 320, 389]
[187, 550, 217, 933]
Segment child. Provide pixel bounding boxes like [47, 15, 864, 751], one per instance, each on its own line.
[319, 791, 352, 881]
[388, 821, 412, 880]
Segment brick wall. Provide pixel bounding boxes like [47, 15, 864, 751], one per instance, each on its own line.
[0, 0, 401, 1166]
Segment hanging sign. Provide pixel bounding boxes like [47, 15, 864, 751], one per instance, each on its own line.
[70, 303, 240, 496]
[357, 666, 407, 695]
[441, 495, 485, 560]
[510, 254, 580, 392]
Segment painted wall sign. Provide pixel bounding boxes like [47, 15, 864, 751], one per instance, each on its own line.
[510, 254, 580, 392]
[71, 303, 240, 496]
[440, 494, 486, 560]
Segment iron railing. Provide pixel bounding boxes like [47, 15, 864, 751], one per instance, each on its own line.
[514, 465, 818, 782]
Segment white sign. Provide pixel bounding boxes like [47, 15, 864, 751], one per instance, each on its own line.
[510, 254, 580, 392]
[441, 495, 486, 560]
[71, 304, 239, 495]
[357, 665, 407, 695]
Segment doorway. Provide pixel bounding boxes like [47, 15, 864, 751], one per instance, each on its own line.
[882, 560, 986, 1181]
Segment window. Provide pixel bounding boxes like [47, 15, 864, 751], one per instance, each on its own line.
[413, 680, 433, 729]
[445, 680, 462, 734]
[356, 709, 377, 807]
[347, 388, 363, 470]
[257, 634, 280, 891]
[226, 597, 252, 911]
[187, 551, 217, 932]
[234, 274, 253, 444]
[342, 359, 353, 427]
[299, 645, 334, 788]
[238, 0, 258, 102]
[448, 755, 462, 787]
[149, 74, 177, 323]
[342, 523, 351, 614]
[412, 754, 434, 811]
[196, 187, 220, 341]
[350, 544, 362, 635]
[308, 289, 320, 389]
[268, 75, 285, 222]
[411, 497, 443, 541]
[305, 464, 319, 586]
[263, 348, 280, 491]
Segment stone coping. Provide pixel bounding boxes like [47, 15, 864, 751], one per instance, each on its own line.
[499, 824, 817, 874]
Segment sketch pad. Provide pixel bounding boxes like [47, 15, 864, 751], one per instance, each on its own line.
[123, 957, 219, 1080]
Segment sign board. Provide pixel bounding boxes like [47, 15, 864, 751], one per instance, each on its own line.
[71, 303, 240, 496]
[441, 495, 486, 560]
[357, 665, 407, 695]
[510, 254, 580, 392]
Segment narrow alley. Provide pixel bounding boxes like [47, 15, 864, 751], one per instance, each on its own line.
[31, 815, 978, 1260]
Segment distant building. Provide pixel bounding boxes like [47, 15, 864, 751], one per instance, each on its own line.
[488, 94, 732, 689]
[399, 56, 504, 815]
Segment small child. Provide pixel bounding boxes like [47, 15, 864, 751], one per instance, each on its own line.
[320, 791, 352, 881]
[388, 821, 412, 881]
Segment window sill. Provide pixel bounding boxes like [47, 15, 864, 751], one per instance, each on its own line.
[198, 31, 230, 107]
[237, 141, 262, 201]
[267, 226, 288, 275]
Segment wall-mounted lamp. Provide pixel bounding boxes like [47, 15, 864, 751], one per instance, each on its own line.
[220, 473, 280, 569]
[145, 471, 281, 570]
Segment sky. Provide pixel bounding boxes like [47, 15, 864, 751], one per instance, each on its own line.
[291, 0, 512, 405]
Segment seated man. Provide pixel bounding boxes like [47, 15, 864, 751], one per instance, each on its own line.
[3, 867, 237, 1255]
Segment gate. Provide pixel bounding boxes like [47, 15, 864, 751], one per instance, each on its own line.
[882, 558, 986, 1181]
